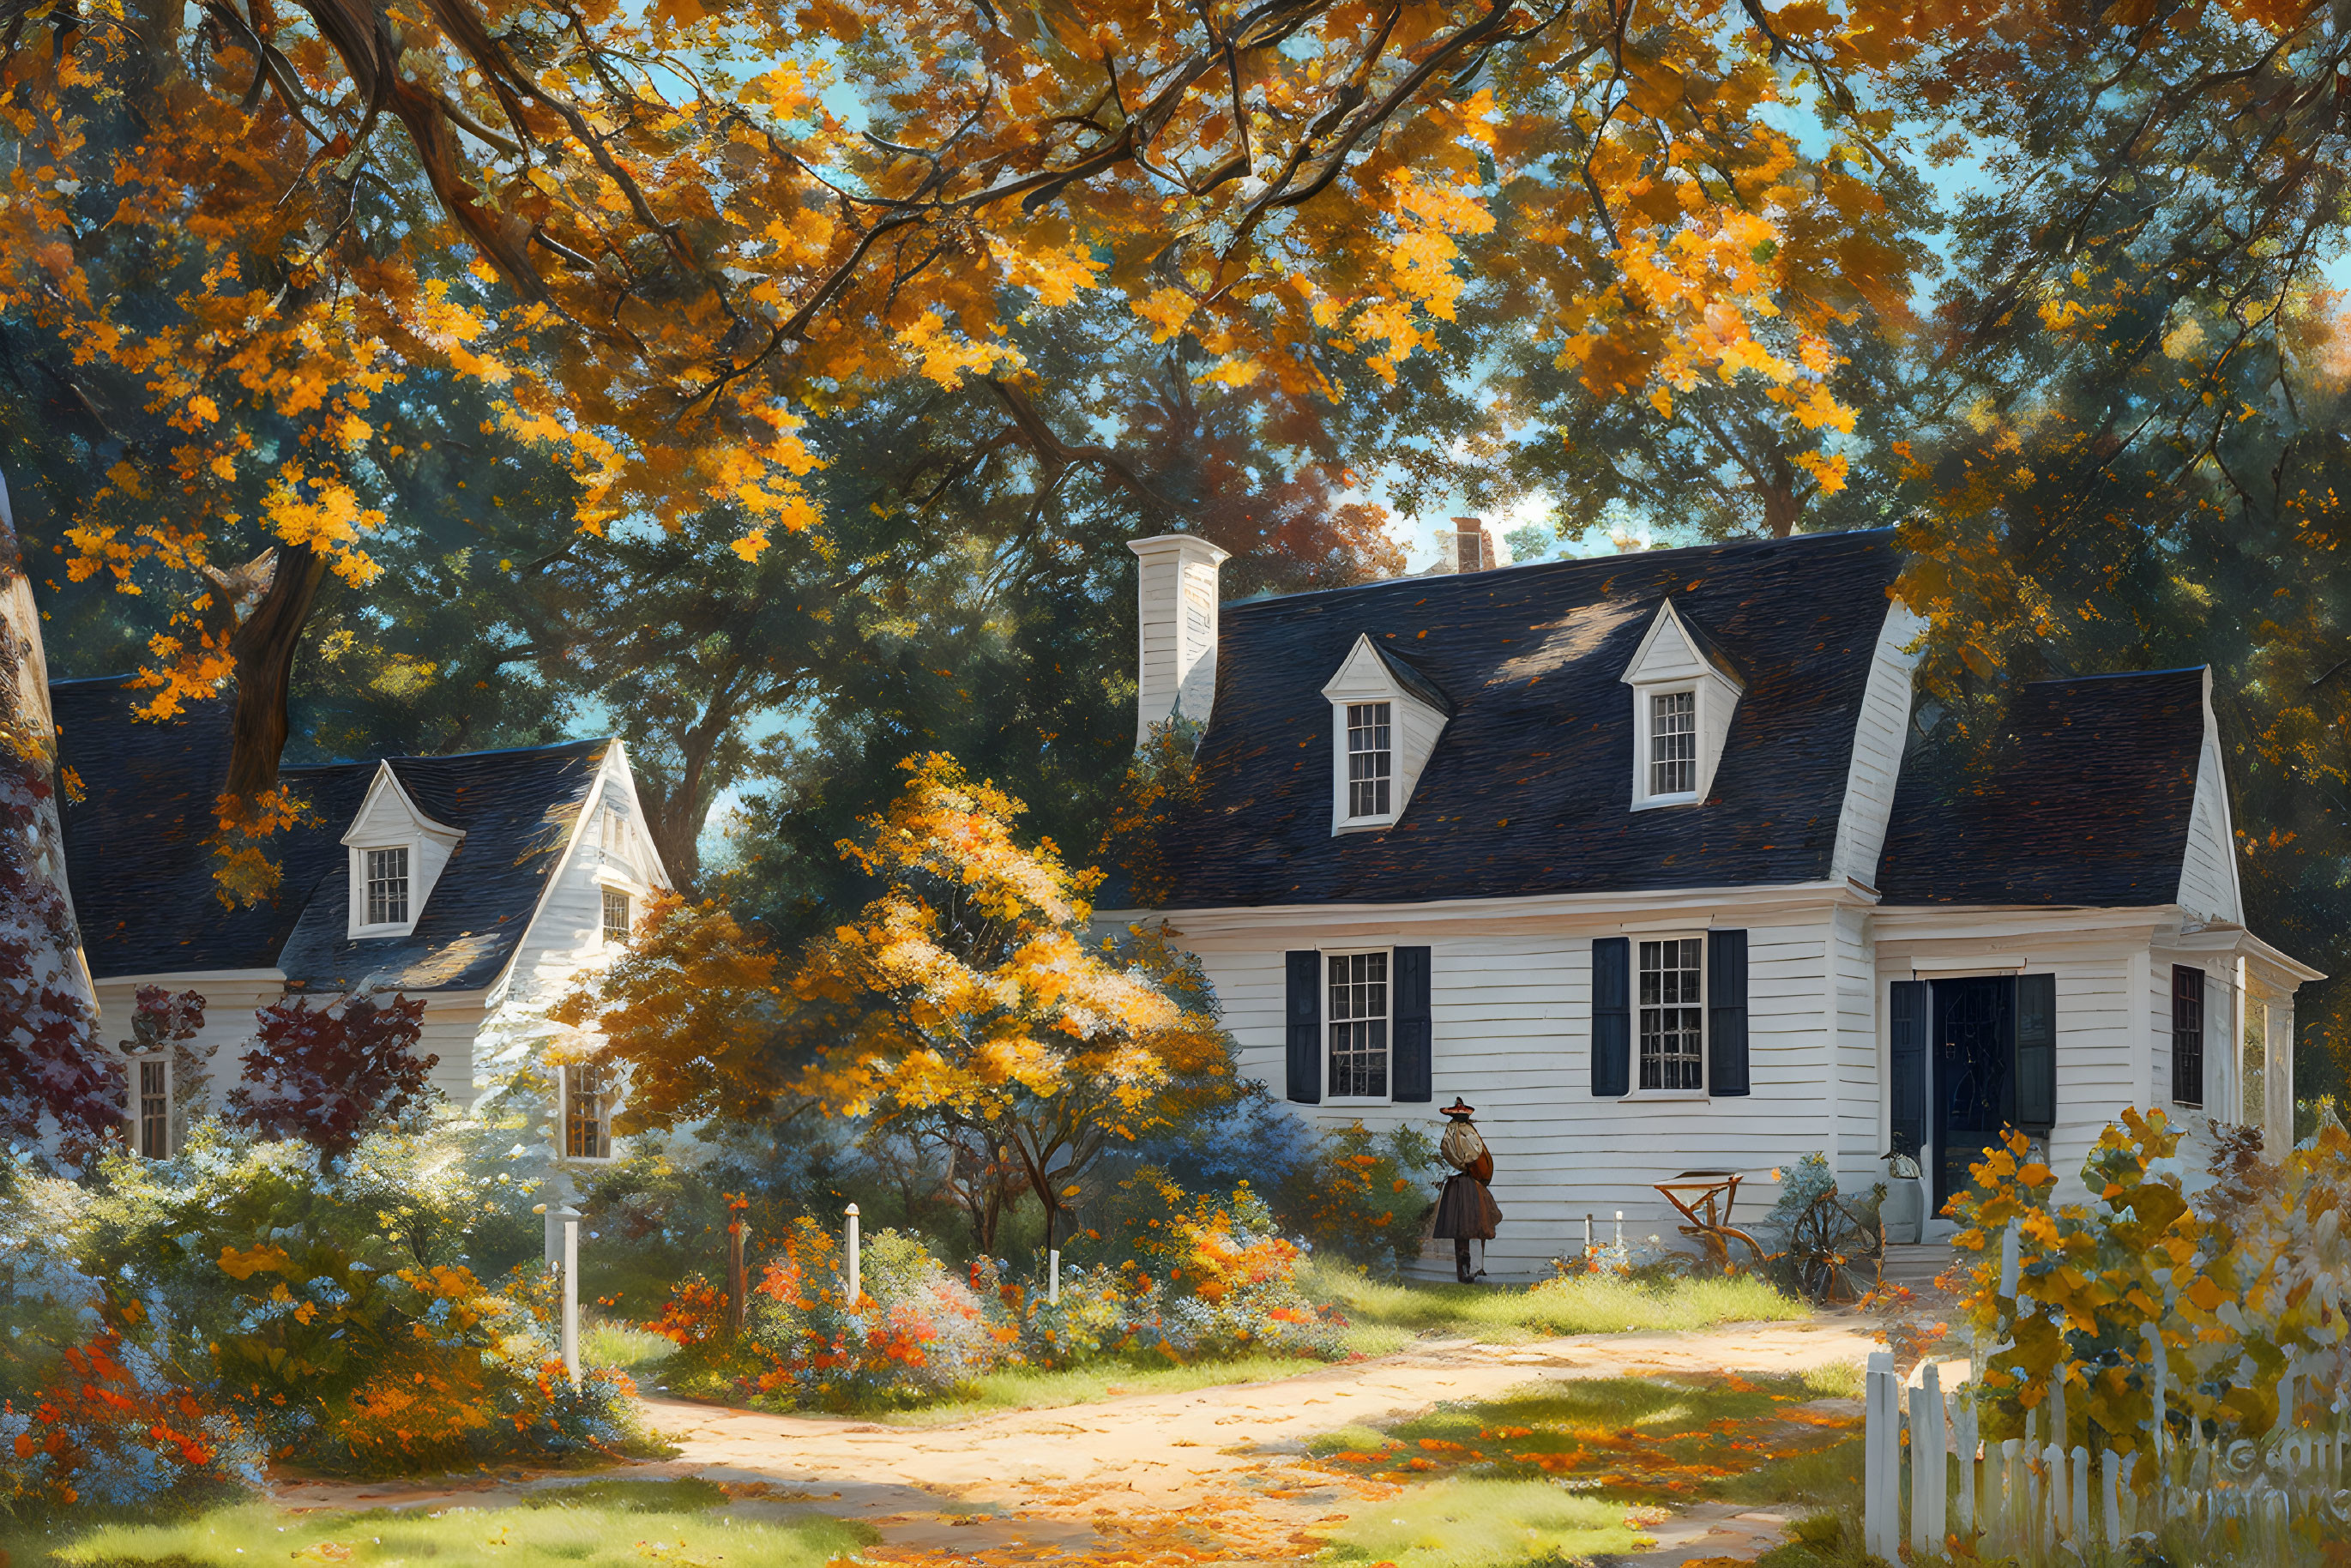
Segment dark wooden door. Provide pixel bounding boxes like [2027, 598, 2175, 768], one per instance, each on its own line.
[1932, 977, 2016, 1209]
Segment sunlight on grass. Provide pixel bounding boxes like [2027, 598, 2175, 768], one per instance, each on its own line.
[855, 1352, 1322, 1426]
[1311, 1369, 1865, 1516]
[1318, 1477, 1643, 1566]
[34, 1482, 872, 1568]
[1303, 1257, 1811, 1348]
[584, 1318, 680, 1374]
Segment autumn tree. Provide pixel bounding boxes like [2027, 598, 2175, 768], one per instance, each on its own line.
[1, 0, 1944, 884]
[550, 895, 812, 1130]
[227, 992, 438, 1157]
[793, 754, 1233, 1254]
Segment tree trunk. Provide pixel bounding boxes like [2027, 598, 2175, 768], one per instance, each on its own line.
[223, 543, 329, 811]
[0, 467, 117, 1153]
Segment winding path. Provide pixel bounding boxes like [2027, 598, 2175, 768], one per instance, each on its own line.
[276, 1318, 1878, 1565]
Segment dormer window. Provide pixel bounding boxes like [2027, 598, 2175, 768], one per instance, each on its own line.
[366, 847, 410, 926]
[1621, 601, 1743, 811]
[1347, 703, 1393, 818]
[1322, 635, 1454, 835]
[343, 762, 464, 939]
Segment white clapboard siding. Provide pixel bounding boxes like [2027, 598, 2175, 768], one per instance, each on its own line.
[1181, 912, 1846, 1277]
[1830, 603, 1926, 887]
[92, 974, 283, 1118]
[2145, 948, 2237, 1141]
[1830, 904, 1883, 1187]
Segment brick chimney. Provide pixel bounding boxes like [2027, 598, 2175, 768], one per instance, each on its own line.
[1446, 516, 1510, 573]
[1127, 533, 1231, 747]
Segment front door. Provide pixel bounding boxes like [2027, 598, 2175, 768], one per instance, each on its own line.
[1932, 977, 2016, 1209]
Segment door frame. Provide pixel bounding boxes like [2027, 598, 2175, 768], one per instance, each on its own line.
[1927, 974, 2018, 1210]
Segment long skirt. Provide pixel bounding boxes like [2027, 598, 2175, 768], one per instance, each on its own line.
[1432, 1173, 1501, 1239]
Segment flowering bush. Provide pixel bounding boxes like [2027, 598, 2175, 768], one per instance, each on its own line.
[1093, 1181, 1346, 1362]
[1272, 1119, 1439, 1276]
[1950, 1109, 2351, 1460]
[227, 992, 440, 1156]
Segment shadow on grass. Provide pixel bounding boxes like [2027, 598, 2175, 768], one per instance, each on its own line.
[1302, 1258, 1813, 1354]
[3, 1479, 873, 1568]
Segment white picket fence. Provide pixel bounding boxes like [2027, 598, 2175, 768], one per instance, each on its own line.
[1864, 1350, 2351, 1563]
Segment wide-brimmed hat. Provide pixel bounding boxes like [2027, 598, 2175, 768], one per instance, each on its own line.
[1441, 1096, 1476, 1118]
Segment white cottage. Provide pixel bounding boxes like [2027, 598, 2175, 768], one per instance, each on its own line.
[50, 677, 670, 1157]
[1113, 528, 2322, 1276]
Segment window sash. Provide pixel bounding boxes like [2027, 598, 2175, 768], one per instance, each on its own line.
[1650, 691, 1697, 797]
[365, 846, 411, 926]
[2172, 966, 2205, 1107]
[136, 1058, 169, 1158]
[1346, 703, 1393, 817]
[564, 1063, 612, 1160]
[602, 889, 631, 944]
[1327, 950, 1390, 1099]
[1637, 937, 1706, 1090]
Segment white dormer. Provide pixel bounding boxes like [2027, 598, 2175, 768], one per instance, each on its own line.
[341, 763, 465, 939]
[1320, 634, 1453, 835]
[1621, 600, 1743, 810]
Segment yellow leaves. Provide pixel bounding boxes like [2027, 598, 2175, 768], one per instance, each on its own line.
[896, 311, 1023, 389]
[219, 1244, 292, 1280]
[1131, 287, 1200, 345]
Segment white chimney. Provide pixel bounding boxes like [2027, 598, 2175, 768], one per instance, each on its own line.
[1128, 533, 1231, 747]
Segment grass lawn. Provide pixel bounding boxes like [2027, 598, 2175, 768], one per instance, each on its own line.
[1302, 1258, 1812, 1354]
[1307, 1364, 1866, 1568]
[1, 1480, 873, 1568]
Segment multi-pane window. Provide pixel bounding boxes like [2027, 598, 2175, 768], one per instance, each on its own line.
[602, 889, 632, 944]
[1347, 703, 1393, 818]
[1327, 950, 1390, 1099]
[564, 1063, 613, 1160]
[136, 1058, 169, 1158]
[2173, 965, 2205, 1108]
[1638, 938, 1706, 1090]
[365, 846, 410, 926]
[1650, 691, 1697, 796]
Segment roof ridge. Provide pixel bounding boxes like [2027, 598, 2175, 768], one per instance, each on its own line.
[1223, 526, 1896, 616]
[2022, 666, 2206, 688]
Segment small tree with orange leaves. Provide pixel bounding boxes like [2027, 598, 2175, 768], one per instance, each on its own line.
[793, 754, 1233, 1257]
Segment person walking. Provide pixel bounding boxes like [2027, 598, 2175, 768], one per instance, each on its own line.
[1432, 1096, 1501, 1283]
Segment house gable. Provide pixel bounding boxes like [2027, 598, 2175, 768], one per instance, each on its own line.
[2175, 667, 2244, 925]
[1828, 601, 1926, 888]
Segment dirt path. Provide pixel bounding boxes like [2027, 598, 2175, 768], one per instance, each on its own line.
[275, 1317, 1878, 1565]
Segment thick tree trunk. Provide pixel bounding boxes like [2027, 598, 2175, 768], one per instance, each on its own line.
[223, 542, 329, 811]
[0, 467, 116, 1151]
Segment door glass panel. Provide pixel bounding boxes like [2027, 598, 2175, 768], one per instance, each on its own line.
[1932, 978, 2015, 1209]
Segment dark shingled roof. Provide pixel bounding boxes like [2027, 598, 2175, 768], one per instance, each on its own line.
[52, 678, 607, 990]
[1150, 529, 1904, 908]
[1877, 668, 2208, 908]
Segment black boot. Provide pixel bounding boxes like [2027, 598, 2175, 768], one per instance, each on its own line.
[1454, 1239, 1474, 1283]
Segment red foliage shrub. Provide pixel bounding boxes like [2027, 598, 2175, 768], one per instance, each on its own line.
[226, 992, 438, 1155]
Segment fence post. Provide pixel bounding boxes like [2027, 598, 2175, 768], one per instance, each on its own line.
[1997, 1438, 2022, 1557]
[844, 1203, 861, 1301]
[2071, 1444, 2091, 1547]
[1866, 1350, 1899, 1559]
[726, 1213, 748, 1336]
[1048, 1247, 1060, 1305]
[557, 1203, 582, 1386]
[1955, 1379, 1977, 1541]
[1614, 1210, 1624, 1251]
[1914, 1362, 1947, 1557]
[2101, 1446, 2124, 1546]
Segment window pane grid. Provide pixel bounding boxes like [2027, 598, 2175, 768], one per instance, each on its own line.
[1639, 938, 1705, 1090]
[602, 888, 631, 944]
[365, 846, 410, 926]
[1347, 703, 1392, 817]
[566, 1064, 612, 1160]
[138, 1058, 168, 1158]
[1650, 691, 1697, 796]
[1327, 950, 1390, 1099]
[2173, 966, 2205, 1107]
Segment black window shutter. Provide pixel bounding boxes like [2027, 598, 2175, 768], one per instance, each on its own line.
[1708, 929, 1751, 1096]
[1890, 980, 1927, 1160]
[2015, 973, 2057, 1127]
[1592, 937, 1631, 1098]
[1392, 947, 1432, 1102]
[1285, 950, 1321, 1105]
[2169, 966, 2203, 1109]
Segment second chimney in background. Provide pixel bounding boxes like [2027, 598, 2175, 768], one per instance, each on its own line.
[1129, 534, 1231, 747]
[1447, 516, 1510, 574]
